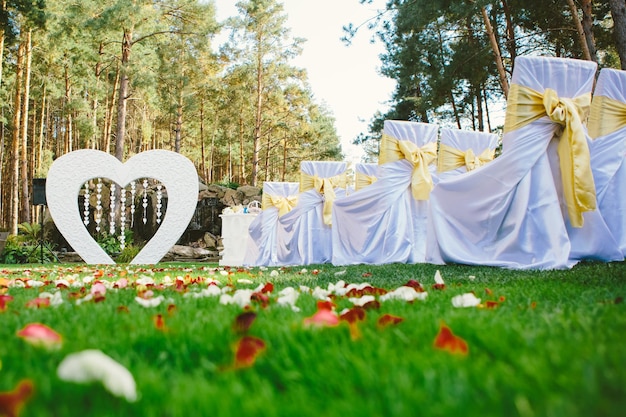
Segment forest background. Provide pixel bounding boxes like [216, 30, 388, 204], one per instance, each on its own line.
[0, 0, 625, 236]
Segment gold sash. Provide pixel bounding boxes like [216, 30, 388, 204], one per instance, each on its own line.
[378, 134, 437, 200]
[437, 143, 495, 173]
[588, 95, 626, 139]
[503, 83, 595, 228]
[355, 172, 377, 191]
[300, 171, 347, 226]
[262, 193, 298, 217]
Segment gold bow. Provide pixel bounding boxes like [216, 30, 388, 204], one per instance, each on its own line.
[355, 172, 377, 191]
[300, 171, 347, 225]
[379, 133, 437, 200]
[262, 193, 298, 217]
[504, 84, 595, 228]
[437, 143, 495, 173]
[588, 95, 626, 139]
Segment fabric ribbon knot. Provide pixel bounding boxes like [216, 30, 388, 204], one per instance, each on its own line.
[379, 134, 437, 200]
[262, 193, 298, 217]
[437, 143, 495, 173]
[355, 172, 377, 191]
[504, 84, 595, 228]
[300, 172, 347, 225]
[587, 95, 626, 139]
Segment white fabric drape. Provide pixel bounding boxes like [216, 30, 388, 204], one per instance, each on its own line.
[427, 56, 622, 270]
[332, 121, 439, 265]
[243, 182, 299, 266]
[437, 128, 499, 180]
[588, 68, 626, 256]
[276, 161, 346, 265]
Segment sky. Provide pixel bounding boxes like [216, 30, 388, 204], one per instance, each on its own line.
[212, 0, 396, 164]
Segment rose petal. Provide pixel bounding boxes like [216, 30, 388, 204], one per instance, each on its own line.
[57, 349, 137, 402]
[451, 293, 481, 308]
[0, 379, 34, 417]
[17, 323, 62, 349]
[0, 295, 14, 312]
[433, 322, 468, 355]
[233, 336, 266, 369]
[377, 314, 404, 327]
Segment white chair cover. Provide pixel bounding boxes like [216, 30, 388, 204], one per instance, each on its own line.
[276, 161, 347, 265]
[437, 128, 499, 180]
[243, 181, 299, 266]
[354, 163, 379, 191]
[588, 68, 626, 256]
[332, 121, 439, 265]
[427, 56, 622, 270]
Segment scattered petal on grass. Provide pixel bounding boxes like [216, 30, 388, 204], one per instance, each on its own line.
[433, 270, 446, 290]
[91, 282, 107, 297]
[451, 293, 481, 308]
[0, 295, 14, 312]
[377, 314, 404, 328]
[334, 270, 346, 276]
[304, 312, 340, 327]
[380, 286, 428, 302]
[39, 291, 63, 307]
[135, 295, 165, 308]
[433, 322, 469, 355]
[433, 322, 468, 355]
[269, 270, 279, 277]
[219, 289, 254, 308]
[233, 311, 257, 334]
[349, 295, 376, 306]
[153, 314, 167, 331]
[16, 323, 62, 349]
[25, 297, 50, 309]
[483, 300, 499, 309]
[340, 307, 366, 340]
[233, 336, 266, 369]
[237, 279, 254, 285]
[0, 379, 34, 417]
[57, 349, 137, 402]
[277, 287, 300, 312]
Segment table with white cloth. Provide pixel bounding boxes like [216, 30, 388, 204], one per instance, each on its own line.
[219, 213, 258, 266]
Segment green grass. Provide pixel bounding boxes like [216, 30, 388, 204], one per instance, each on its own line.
[1, 261, 626, 417]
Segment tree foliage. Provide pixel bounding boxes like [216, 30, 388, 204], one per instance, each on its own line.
[0, 0, 343, 229]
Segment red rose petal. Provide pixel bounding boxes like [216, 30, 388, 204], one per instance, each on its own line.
[433, 322, 468, 355]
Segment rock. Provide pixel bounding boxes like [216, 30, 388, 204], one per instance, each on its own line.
[238, 185, 261, 198]
[203, 232, 219, 249]
[168, 245, 212, 259]
[222, 188, 243, 206]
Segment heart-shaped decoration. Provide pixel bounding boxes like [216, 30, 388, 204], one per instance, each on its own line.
[46, 150, 198, 264]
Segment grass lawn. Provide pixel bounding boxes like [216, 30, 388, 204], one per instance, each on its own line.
[1, 260, 625, 416]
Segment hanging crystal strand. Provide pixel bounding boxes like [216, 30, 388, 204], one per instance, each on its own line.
[83, 182, 90, 226]
[109, 182, 116, 236]
[130, 181, 136, 228]
[142, 179, 149, 225]
[119, 186, 127, 250]
[156, 183, 163, 224]
[95, 180, 103, 233]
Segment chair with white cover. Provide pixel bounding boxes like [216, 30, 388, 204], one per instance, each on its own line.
[588, 68, 626, 256]
[275, 161, 347, 265]
[332, 121, 439, 265]
[437, 128, 499, 180]
[243, 181, 299, 266]
[354, 163, 379, 191]
[427, 55, 622, 269]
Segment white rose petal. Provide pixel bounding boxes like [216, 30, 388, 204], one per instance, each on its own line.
[380, 286, 428, 302]
[270, 270, 280, 277]
[27, 280, 44, 288]
[134, 295, 165, 308]
[277, 287, 300, 311]
[349, 295, 376, 306]
[57, 349, 137, 402]
[451, 293, 481, 308]
[434, 270, 445, 285]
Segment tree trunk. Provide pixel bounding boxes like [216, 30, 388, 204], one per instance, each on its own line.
[581, 0, 598, 62]
[251, 39, 263, 187]
[9, 41, 25, 234]
[115, 29, 133, 161]
[566, 0, 593, 61]
[501, 0, 517, 71]
[104, 66, 119, 153]
[481, 7, 509, 99]
[174, 83, 183, 153]
[0, 0, 5, 87]
[20, 30, 32, 223]
[37, 89, 46, 175]
[64, 64, 73, 153]
[239, 115, 245, 184]
[609, 0, 626, 69]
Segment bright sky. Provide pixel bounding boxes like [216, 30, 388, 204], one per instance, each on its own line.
[213, 0, 395, 164]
